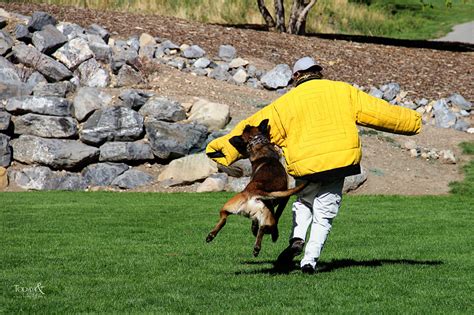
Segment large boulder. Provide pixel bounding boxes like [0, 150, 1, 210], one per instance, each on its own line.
[218, 45, 237, 61]
[27, 11, 57, 32]
[111, 169, 154, 189]
[448, 93, 472, 111]
[182, 45, 205, 59]
[0, 133, 11, 167]
[31, 24, 67, 54]
[343, 167, 368, 193]
[6, 96, 73, 116]
[0, 166, 7, 189]
[11, 135, 99, 169]
[158, 153, 218, 187]
[32, 81, 75, 97]
[116, 64, 144, 87]
[80, 106, 144, 145]
[52, 37, 94, 69]
[187, 98, 230, 131]
[118, 89, 153, 110]
[73, 87, 113, 121]
[10, 165, 87, 191]
[82, 162, 129, 186]
[111, 43, 138, 72]
[99, 141, 154, 162]
[145, 120, 208, 159]
[12, 43, 73, 81]
[381, 83, 400, 102]
[197, 173, 228, 192]
[139, 97, 186, 122]
[0, 30, 13, 56]
[76, 58, 110, 88]
[13, 114, 78, 138]
[260, 64, 292, 90]
[0, 110, 11, 131]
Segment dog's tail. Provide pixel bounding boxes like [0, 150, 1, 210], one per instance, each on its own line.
[257, 182, 308, 200]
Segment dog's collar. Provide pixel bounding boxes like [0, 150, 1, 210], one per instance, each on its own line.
[247, 135, 270, 152]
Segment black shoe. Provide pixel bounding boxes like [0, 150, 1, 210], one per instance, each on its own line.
[274, 238, 305, 270]
[301, 264, 315, 274]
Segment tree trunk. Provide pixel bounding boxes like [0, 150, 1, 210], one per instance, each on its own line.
[257, 0, 276, 29]
[288, 0, 317, 35]
[274, 0, 286, 33]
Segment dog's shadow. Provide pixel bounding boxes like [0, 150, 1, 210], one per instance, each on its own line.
[236, 258, 443, 275]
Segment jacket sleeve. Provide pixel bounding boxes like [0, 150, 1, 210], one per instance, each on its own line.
[206, 104, 285, 166]
[350, 85, 422, 135]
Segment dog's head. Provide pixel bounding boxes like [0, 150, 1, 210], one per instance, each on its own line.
[229, 119, 271, 158]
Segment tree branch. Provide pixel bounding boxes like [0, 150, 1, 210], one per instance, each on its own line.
[257, 0, 276, 28]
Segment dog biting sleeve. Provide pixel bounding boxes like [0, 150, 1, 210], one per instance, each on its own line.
[206, 105, 283, 166]
[352, 86, 422, 135]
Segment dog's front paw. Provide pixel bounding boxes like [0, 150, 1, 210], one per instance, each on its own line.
[206, 233, 215, 243]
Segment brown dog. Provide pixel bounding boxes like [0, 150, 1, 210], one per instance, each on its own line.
[206, 119, 307, 257]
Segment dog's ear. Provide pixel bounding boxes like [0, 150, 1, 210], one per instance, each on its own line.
[229, 136, 247, 155]
[258, 119, 270, 135]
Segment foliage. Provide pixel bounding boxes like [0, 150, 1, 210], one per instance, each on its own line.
[449, 141, 474, 196]
[1, 192, 473, 313]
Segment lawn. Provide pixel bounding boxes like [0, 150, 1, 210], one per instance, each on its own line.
[1, 192, 473, 313]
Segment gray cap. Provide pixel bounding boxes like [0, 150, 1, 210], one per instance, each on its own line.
[292, 56, 322, 75]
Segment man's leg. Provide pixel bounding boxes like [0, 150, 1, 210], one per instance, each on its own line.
[300, 178, 344, 271]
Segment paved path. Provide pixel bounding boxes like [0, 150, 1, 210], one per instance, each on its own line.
[437, 21, 474, 43]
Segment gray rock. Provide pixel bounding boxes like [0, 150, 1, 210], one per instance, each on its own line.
[127, 36, 140, 52]
[158, 153, 218, 186]
[10, 166, 87, 191]
[417, 98, 429, 106]
[13, 113, 78, 138]
[111, 44, 139, 72]
[434, 108, 457, 129]
[448, 93, 472, 111]
[26, 71, 47, 87]
[208, 64, 230, 81]
[73, 87, 112, 122]
[82, 162, 129, 186]
[12, 43, 73, 81]
[0, 30, 13, 55]
[197, 173, 228, 192]
[139, 97, 186, 122]
[0, 57, 21, 83]
[160, 40, 180, 50]
[31, 24, 67, 54]
[433, 99, 449, 112]
[80, 106, 144, 145]
[111, 169, 154, 189]
[218, 45, 237, 61]
[6, 96, 73, 116]
[183, 45, 205, 59]
[0, 81, 32, 101]
[381, 83, 400, 101]
[11, 135, 99, 169]
[167, 58, 186, 70]
[369, 87, 384, 99]
[229, 57, 248, 69]
[88, 41, 112, 62]
[232, 69, 247, 84]
[454, 119, 470, 132]
[52, 37, 94, 69]
[118, 89, 154, 110]
[88, 23, 110, 43]
[33, 81, 75, 97]
[260, 64, 292, 90]
[226, 176, 249, 192]
[0, 133, 11, 167]
[99, 141, 154, 162]
[14, 24, 32, 43]
[56, 22, 86, 40]
[192, 68, 209, 77]
[246, 78, 262, 89]
[139, 44, 157, 59]
[0, 110, 11, 131]
[343, 167, 368, 193]
[76, 58, 110, 88]
[116, 64, 144, 87]
[145, 120, 208, 159]
[193, 57, 211, 68]
[27, 11, 57, 32]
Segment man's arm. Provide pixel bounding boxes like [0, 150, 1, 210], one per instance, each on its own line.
[206, 104, 284, 166]
[351, 86, 422, 135]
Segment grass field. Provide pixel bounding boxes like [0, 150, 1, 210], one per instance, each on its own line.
[3, 0, 474, 39]
[1, 191, 473, 313]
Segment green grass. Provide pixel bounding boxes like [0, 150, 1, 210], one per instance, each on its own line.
[4, 0, 474, 39]
[449, 141, 474, 196]
[1, 192, 473, 313]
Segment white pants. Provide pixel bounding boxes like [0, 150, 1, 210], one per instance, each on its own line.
[291, 178, 344, 268]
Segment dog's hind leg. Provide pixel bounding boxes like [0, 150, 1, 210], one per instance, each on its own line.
[206, 209, 229, 242]
[251, 219, 259, 237]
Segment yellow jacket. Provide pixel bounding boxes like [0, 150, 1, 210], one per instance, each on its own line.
[206, 79, 421, 179]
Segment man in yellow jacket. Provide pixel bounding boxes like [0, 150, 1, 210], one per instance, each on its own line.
[206, 56, 421, 273]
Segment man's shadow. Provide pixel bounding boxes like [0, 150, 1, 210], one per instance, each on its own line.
[236, 258, 443, 275]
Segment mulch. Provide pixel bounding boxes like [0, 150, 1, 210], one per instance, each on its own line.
[1, 2, 473, 101]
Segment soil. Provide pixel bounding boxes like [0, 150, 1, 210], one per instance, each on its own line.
[1, 3, 473, 195]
